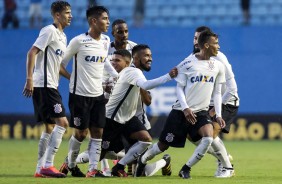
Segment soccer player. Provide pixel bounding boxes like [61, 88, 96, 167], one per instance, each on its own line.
[192, 26, 239, 178]
[101, 19, 137, 175]
[59, 6, 118, 177]
[135, 30, 226, 179]
[102, 44, 177, 177]
[22, 1, 72, 178]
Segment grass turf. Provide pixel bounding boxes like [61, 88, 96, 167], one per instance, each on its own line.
[0, 140, 281, 184]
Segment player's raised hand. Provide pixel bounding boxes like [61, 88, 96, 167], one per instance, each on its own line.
[183, 108, 197, 125]
[169, 67, 178, 78]
[23, 79, 33, 98]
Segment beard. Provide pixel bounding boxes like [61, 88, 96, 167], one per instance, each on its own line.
[193, 45, 200, 54]
[140, 59, 151, 72]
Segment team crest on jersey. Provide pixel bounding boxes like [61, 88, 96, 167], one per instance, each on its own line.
[165, 133, 175, 142]
[208, 61, 215, 70]
[53, 103, 62, 113]
[101, 141, 110, 149]
[74, 117, 81, 126]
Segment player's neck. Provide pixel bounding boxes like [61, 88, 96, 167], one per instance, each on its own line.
[53, 22, 64, 32]
[88, 29, 102, 40]
[195, 51, 211, 61]
[114, 41, 127, 50]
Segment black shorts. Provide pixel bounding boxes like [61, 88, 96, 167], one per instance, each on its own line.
[159, 110, 212, 147]
[210, 104, 239, 133]
[32, 87, 66, 124]
[102, 116, 147, 153]
[69, 93, 106, 130]
[221, 104, 239, 133]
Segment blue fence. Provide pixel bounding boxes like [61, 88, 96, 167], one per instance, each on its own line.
[0, 26, 282, 115]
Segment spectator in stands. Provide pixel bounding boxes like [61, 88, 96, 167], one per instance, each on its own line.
[133, 0, 145, 27]
[2, 0, 19, 29]
[29, 0, 42, 28]
[88, 0, 98, 8]
[241, 0, 250, 25]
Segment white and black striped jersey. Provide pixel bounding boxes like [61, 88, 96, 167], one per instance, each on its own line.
[33, 24, 67, 89]
[173, 54, 225, 112]
[62, 32, 118, 97]
[106, 66, 144, 124]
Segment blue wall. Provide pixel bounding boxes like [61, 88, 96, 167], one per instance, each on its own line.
[1, 26, 282, 114]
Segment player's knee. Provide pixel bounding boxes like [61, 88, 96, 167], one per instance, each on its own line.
[140, 134, 152, 142]
[74, 129, 88, 141]
[158, 141, 169, 152]
[54, 117, 69, 128]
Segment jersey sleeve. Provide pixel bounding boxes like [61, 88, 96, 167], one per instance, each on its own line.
[216, 52, 235, 80]
[175, 59, 190, 86]
[104, 58, 118, 78]
[61, 37, 80, 67]
[33, 26, 54, 51]
[215, 62, 226, 84]
[125, 68, 146, 85]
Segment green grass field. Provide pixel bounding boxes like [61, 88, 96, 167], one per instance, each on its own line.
[0, 140, 282, 184]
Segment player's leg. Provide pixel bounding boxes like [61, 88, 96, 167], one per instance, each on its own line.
[136, 109, 188, 177]
[86, 95, 107, 177]
[34, 88, 67, 178]
[34, 122, 54, 177]
[179, 112, 213, 179]
[112, 117, 152, 177]
[143, 154, 171, 177]
[66, 129, 87, 177]
[40, 117, 68, 177]
[113, 131, 152, 177]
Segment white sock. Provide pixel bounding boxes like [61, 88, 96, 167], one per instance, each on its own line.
[192, 138, 219, 159]
[68, 136, 82, 169]
[88, 138, 102, 171]
[101, 159, 110, 171]
[44, 125, 66, 168]
[104, 150, 125, 160]
[119, 141, 151, 166]
[186, 137, 213, 168]
[141, 143, 162, 164]
[35, 132, 51, 173]
[76, 150, 89, 164]
[211, 137, 232, 168]
[144, 159, 166, 176]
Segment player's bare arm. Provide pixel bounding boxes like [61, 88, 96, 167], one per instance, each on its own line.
[59, 63, 70, 80]
[23, 46, 40, 98]
[140, 89, 151, 106]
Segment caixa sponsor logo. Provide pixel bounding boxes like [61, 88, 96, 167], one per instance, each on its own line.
[55, 49, 64, 57]
[85, 55, 105, 63]
[191, 75, 214, 83]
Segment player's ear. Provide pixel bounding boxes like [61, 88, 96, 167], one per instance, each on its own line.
[204, 43, 209, 49]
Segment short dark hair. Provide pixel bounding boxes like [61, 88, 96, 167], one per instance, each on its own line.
[198, 30, 218, 49]
[132, 44, 150, 57]
[112, 19, 126, 29]
[113, 49, 132, 61]
[51, 1, 71, 15]
[86, 6, 109, 20]
[195, 26, 211, 33]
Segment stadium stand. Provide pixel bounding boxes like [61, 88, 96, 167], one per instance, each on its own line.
[1, 0, 282, 27]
